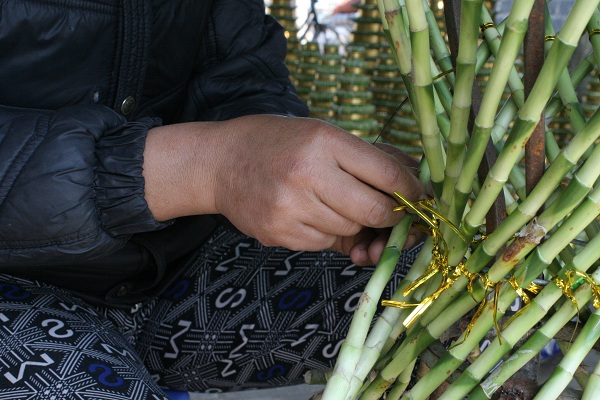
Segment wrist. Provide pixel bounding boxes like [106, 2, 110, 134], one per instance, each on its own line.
[142, 122, 220, 221]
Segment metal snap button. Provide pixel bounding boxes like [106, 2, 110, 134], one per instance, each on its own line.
[120, 96, 136, 115]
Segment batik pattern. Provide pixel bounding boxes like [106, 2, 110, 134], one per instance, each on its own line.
[0, 226, 421, 397]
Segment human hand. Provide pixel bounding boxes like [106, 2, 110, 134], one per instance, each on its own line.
[143, 115, 424, 265]
[210, 115, 424, 264]
[331, 143, 423, 265]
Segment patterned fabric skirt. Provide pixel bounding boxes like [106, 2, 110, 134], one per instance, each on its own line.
[0, 226, 421, 398]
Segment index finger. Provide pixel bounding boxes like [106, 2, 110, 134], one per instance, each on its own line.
[332, 131, 425, 203]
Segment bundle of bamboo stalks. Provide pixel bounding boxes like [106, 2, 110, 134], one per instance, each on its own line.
[315, 0, 600, 398]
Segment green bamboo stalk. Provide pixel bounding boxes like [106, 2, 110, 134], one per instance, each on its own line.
[400, 109, 600, 354]
[439, 235, 600, 399]
[534, 308, 600, 399]
[492, 51, 595, 163]
[447, 0, 534, 226]
[356, 2, 600, 396]
[540, 53, 595, 182]
[322, 217, 413, 400]
[430, 55, 453, 118]
[491, 183, 600, 287]
[345, 239, 433, 399]
[381, 0, 411, 75]
[386, 357, 417, 400]
[386, 184, 600, 400]
[380, 0, 421, 135]
[587, 6, 600, 71]
[439, 0, 483, 220]
[479, 6, 525, 109]
[360, 287, 481, 400]
[424, 0, 455, 87]
[469, 278, 597, 399]
[461, 0, 600, 243]
[475, 13, 506, 78]
[545, 130, 561, 161]
[405, 0, 445, 198]
[466, 111, 600, 280]
[546, 53, 596, 119]
[582, 353, 600, 400]
[545, 7, 588, 137]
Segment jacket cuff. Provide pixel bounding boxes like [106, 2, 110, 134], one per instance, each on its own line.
[94, 117, 172, 235]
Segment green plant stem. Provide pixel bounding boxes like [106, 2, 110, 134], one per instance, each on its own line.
[345, 238, 432, 399]
[467, 110, 600, 279]
[386, 357, 417, 400]
[399, 109, 600, 363]
[447, 0, 534, 225]
[546, 53, 596, 119]
[390, 183, 600, 400]
[479, 6, 524, 109]
[424, 0, 455, 87]
[439, 0, 483, 219]
[461, 0, 599, 243]
[582, 353, 600, 400]
[469, 279, 597, 399]
[405, 0, 445, 198]
[322, 217, 413, 400]
[439, 235, 600, 400]
[545, 7, 588, 137]
[381, 0, 411, 75]
[534, 308, 600, 399]
[587, 6, 600, 70]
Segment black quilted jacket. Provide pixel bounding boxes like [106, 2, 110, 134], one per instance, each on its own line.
[0, 0, 308, 306]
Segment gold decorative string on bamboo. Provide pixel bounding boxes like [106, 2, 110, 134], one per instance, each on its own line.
[449, 274, 538, 348]
[480, 22, 496, 33]
[549, 269, 600, 347]
[553, 269, 600, 310]
[381, 192, 469, 328]
[589, 29, 600, 38]
[381, 193, 543, 345]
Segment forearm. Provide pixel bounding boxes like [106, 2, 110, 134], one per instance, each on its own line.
[142, 114, 424, 259]
[142, 121, 225, 221]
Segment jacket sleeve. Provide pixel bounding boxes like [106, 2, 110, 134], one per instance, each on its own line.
[179, 0, 309, 121]
[0, 104, 169, 266]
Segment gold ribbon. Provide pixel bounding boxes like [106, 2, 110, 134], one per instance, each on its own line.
[381, 193, 544, 346]
[382, 193, 468, 328]
[589, 29, 600, 38]
[553, 269, 600, 310]
[480, 23, 496, 33]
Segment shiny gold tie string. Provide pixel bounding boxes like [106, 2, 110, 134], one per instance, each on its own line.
[548, 269, 600, 348]
[382, 193, 541, 345]
[553, 269, 600, 310]
[381, 192, 469, 328]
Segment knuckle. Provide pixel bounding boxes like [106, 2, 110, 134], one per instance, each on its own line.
[340, 219, 362, 236]
[320, 234, 337, 250]
[287, 158, 316, 183]
[365, 200, 389, 227]
[383, 162, 402, 188]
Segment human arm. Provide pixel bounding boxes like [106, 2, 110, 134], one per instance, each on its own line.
[0, 105, 170, 265]
[142, 114, 424, 265]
